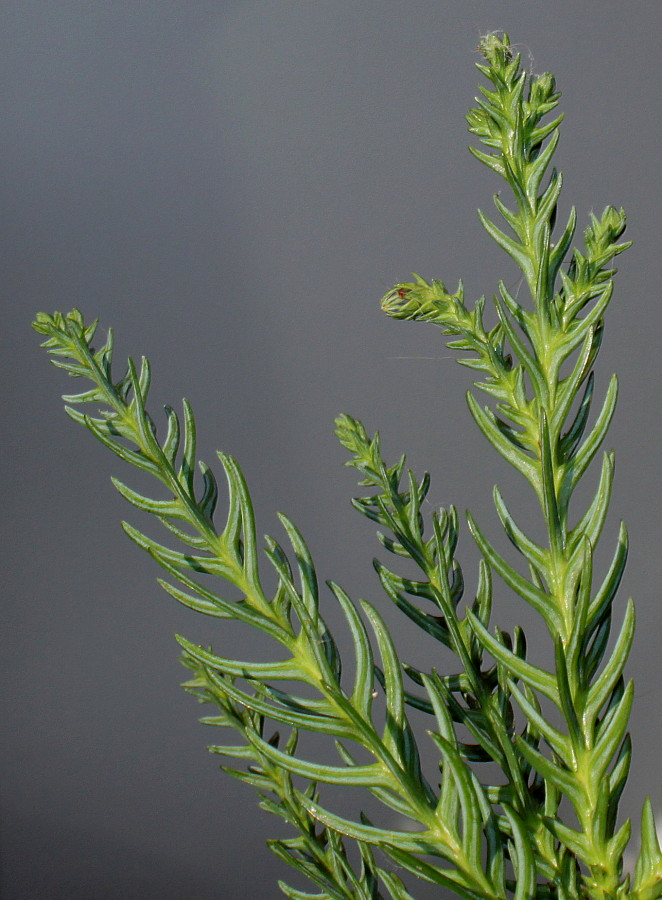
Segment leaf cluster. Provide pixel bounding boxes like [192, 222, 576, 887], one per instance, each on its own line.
[33, 33, 660, 900]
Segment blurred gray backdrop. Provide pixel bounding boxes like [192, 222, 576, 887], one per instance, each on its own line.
[3, 2, 662, 898]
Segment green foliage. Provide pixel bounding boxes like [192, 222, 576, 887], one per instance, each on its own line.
[32, 32, 659, 900]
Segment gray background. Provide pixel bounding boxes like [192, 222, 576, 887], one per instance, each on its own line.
[3, 2, 662, 898]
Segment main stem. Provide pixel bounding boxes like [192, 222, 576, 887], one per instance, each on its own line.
[522, 222, 622, 900]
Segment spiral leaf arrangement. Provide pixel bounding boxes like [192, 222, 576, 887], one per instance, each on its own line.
[33, 33, 659, 900]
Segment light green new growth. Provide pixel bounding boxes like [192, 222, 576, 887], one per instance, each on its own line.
[32, 33, 659, 900]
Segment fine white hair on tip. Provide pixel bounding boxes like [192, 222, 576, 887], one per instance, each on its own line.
[473, 29, 537, 75]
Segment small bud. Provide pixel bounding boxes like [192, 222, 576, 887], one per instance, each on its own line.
[529, 72, 556, 107]
[478, 31, 513, 67]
